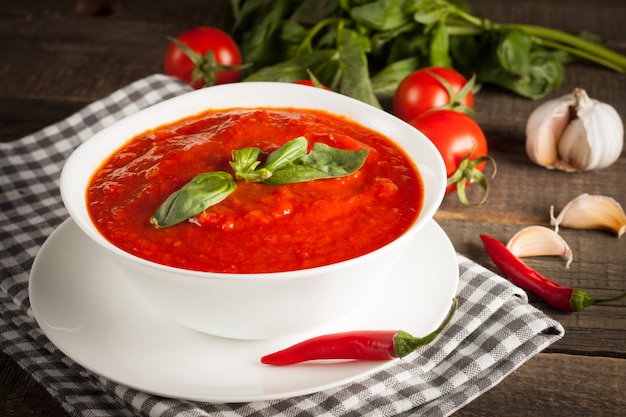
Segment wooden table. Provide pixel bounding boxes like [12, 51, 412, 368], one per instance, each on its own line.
[1, 0, 624, 415]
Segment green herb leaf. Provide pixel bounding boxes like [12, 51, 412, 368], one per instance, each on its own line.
[411, 0, 450, 26]
[244, 49, 336, 82]
[291, 0, 341, 25]
[230, 147, 272, 182]
[233, 136, 368, 185]
[263, 136, 309, 171]
[336, 28, 381, 108]
[230, 147, 262, 173]
[370, 57, 419, 99]
[227, 0, 626, 103]
[262, 141, 369, 185]
[450, 31, 565, 99]
[233, 0, 293, 72]
[150, 171, 236, 228]
[497, 29, 532, 77]
[151, 136, 368, 227]
[350, 0, 411, 31]
[429, 21, 452, 67]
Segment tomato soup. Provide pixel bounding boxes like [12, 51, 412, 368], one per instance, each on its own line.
[87, 108, 423, 273]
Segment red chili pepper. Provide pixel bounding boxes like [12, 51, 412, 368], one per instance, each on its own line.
[261, 298, 457, 366]
[480, 234, 626, 312]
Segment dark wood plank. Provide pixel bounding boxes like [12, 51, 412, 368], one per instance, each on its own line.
[455, 353, 626, 417]
[0, 98, 84, 142]
[0, 0, 229, 141]
[0, 352, 67, 417]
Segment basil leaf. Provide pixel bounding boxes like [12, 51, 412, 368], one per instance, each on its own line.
[350, 0, 411, 31]
[370, 56, 419, 99]
[429, 21, 452, 67]
[301, 142, 369, 176]
[233, 0, 292, 72]
[263, 136, 309, 172]
[231, 147, 262, 173]
[369, 23, 411, 61]
[280, 20, 309, 47]
[411, 0, 449, 26]
[230, 147, 272, 182]
[150, 171, 236, 228]
[263, 142, 368, 185]
[151, 136, 368, 227]
[450, 31, 564, 99]
[244, 49, 336, 82]
[497, 29, 532, 77]
[386, 30, 430, 65]
[336, 29, 381, 108]
[498, 49, 564, 99]
[291, 0, 341, 25]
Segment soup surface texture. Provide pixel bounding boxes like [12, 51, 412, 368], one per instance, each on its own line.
[87, 108, 423, 273]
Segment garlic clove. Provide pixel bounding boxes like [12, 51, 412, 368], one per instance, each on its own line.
[525, 94, 574, 168]
[555, 118, 590, 172]
[568, 88, 624, 171]
[506, 225, 573, 268]
[550, 193, 626, 237]
[525, 88, 624, 172]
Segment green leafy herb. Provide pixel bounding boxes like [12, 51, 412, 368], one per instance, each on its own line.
[225, 0, 626, 101]
[261, 139, 369, 185]
[230, 147, 272, 182]
[262, 136, 309, 172]
[150, 171, 237, 228]
[151, 137, 368, 227]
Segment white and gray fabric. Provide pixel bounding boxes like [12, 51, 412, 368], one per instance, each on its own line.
[0, 74, 564, 417]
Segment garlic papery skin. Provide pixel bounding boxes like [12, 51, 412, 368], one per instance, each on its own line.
[506, 225, 573, 268]
[550, 193, 626, 238]
[526, 88, 624, 172]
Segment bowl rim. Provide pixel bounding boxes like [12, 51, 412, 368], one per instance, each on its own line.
[60, 81, 447, 280]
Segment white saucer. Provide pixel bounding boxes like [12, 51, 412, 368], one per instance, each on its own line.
[29, 218, 458, 403]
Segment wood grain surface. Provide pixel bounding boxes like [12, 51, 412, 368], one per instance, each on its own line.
[1, 0, 624, 416]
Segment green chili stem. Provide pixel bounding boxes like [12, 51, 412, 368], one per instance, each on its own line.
[572, 289, 626, 312]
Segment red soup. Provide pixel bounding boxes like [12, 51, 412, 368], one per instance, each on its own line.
[87, 108, 423, 273]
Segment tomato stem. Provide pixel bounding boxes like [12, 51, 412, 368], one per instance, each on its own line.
[425, 70, 476, 116]
[167, 36, 249, 87]
[447, 154, 496, 205]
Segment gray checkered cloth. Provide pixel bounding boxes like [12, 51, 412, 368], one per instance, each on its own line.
[0, 74, 564, 417]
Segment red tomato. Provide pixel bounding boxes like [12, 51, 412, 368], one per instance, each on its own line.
[393, 66, 474, 122]
[164, 27, 242, 88]
[409, 110, 493, 204]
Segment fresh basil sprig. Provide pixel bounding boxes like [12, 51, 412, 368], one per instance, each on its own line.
[150, 137, 368, 228]
[226, 0, 626, 101]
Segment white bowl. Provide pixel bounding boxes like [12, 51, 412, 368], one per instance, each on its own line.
[60, 82, 446, 340]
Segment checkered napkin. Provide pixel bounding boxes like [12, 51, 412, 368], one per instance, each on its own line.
[0, 74, 564, 417]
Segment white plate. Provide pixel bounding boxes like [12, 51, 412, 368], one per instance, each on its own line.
[29, 218, 458, 403]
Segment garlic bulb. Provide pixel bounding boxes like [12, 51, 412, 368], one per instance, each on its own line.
[525, 88, 624, 172]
